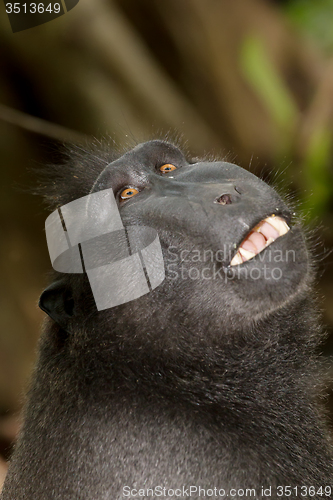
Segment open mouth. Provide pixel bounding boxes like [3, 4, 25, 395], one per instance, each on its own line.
[230, 215, 290, 266]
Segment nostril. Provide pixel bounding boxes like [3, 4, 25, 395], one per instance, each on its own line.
[234, 186, 243, 194]
[215, 194, 232, 205]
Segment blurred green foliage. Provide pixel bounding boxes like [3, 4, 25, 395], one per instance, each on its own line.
[240, 29, 333, 220]
[284, 0, 333, 219]
[240, 35, 298, 151]
[285, 0, 333, 54]
[302, 126, 332, 216]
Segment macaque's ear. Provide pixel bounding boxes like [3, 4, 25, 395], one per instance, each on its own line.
[39, 279, 75, 331]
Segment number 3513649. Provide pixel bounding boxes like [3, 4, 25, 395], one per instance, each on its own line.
[6, 3, 61, 14]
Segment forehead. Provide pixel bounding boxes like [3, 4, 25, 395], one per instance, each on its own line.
[110, 141, 188, 169]
[91, 140, 259, 194]
[91, 141, 188, 192]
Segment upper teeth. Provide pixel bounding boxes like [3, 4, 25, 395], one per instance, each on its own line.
[230, 215, 289, 266]
[239, 247, 256, 260]
[263, 216, 289, 237]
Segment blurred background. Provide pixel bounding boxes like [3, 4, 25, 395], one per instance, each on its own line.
[1, 0, 333, 484]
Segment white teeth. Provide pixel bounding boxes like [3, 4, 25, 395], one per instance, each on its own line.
[238, 247, 256, 260]
[230, 251, 243, 266]
[265, 236, 275, 247]
[264, 216, 289, 236]
[230, 215, 290, 267]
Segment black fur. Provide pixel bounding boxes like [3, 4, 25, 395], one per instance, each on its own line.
[1, 140, 332, 499]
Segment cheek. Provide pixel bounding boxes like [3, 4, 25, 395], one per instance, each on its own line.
[223, 233, 310, 320]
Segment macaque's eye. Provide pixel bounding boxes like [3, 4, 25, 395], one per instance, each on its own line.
[159, 164, 177, 173]
[119, 187, 140, 200]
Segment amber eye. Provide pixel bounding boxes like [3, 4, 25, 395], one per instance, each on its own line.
[119, 187, 139, 200]
[159, 163, 177, 173]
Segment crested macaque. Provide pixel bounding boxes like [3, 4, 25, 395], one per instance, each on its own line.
[1, 140, 332, 499]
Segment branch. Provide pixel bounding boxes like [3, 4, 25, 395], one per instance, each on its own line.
[0, 103, 90, 144]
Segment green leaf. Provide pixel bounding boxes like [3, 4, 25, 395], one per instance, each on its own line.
[240, 35, 298, 133]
